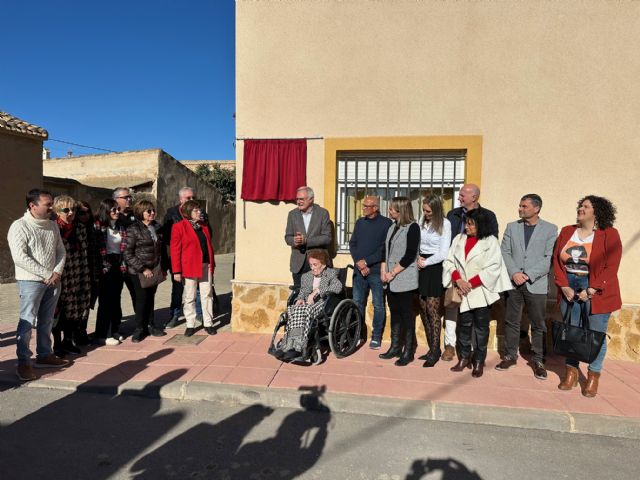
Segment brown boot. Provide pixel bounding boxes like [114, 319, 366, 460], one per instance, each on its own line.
[441, 345, 456, 362]
[558, 366, 579, 391]
[583, 371, 601, 398]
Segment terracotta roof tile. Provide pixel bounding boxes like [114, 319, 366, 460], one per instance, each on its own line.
[0, 111, 48, 139]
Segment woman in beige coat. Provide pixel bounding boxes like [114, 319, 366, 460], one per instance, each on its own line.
[442, 208, 512, 377]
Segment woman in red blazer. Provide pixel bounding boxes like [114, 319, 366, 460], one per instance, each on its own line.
[552, 195, 621, 398]
[170, 200, 216, 337]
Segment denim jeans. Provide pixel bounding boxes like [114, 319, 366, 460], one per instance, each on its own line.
[560, 273, 611, 373]
[352, 272, 386, 341]
[16, 280, 61, 365]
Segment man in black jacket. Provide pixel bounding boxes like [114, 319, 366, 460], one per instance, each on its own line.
[441, 183, 499, 362]
[113, 187, 137, 310]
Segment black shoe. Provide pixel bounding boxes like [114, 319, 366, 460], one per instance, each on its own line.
[418, 352, 429, 361]
[184, 328, 195, 337]
[533, 362, 547, 380]
[422, 350, 441, 368]
[149, 327, 167, 337]
[395, 352, 414, 366]
[379, 347, 402, 360]
[204, 327, 217, 335]
[131, 330, 146, 343]
[165, 315, 180, 329]
[73, 330, 90, 346]
[495, 357, 517, 371]
[54, 348, 67, 358]
[379, 321, 402, 359]
[61, 339, 81, 355]
[282, 349, 301, 362]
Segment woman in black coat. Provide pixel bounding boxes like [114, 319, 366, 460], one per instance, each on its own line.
[124, 200, 169, 342]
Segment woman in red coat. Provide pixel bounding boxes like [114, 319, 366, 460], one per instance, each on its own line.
[552, 195, 621, 398]
[170, 200, 216, 336]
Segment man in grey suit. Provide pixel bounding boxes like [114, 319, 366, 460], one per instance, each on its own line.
[284, 186, 332, 288]
[497, 194, 557, 379]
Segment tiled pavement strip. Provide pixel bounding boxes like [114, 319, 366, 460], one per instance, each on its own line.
[1, 253, 639, 439]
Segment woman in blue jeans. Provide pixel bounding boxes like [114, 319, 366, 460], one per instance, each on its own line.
[553, 195, 622, 398]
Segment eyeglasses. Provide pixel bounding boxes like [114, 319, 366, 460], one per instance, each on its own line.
[295, 197, 308, 202]
[145, 209, 156, 214]
[118, 195, 133, 201]
[78, 210, 90, 216]
[362, 204, 377, 209]
[110, 207, 121, 214]
[186, 196, 195, 200]
[59, 208, 75, 214]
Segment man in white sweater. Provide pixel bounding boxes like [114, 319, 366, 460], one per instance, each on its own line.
[8, 189, 69, 381]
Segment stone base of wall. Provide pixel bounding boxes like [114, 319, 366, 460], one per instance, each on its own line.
[231, 281, 640, 363]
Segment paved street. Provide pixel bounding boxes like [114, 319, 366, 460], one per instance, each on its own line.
[1, 386, 639, 480]
[2, 252, 640, 442]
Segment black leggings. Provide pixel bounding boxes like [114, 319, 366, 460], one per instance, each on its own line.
[130, 274, 161, 333]
[387, 290, 417, 349]
[95, 256, 124, 339]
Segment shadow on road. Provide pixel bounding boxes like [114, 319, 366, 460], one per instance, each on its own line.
[130, 385, 330, 479]
[406, 457, 483, 479]
[0, 352, 330, 480]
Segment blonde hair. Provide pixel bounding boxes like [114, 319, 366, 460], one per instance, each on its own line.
[390, 196, 415, 226]
[53, 195, 76, 212]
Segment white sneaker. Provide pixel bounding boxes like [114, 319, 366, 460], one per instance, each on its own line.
[105, 337, 121, 346]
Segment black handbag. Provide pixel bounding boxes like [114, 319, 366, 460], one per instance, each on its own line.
[552, 301, 607, 364]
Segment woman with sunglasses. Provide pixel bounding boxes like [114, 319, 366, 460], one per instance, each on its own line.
[93, 198, 128, 345]
[170, 200, 217, 336]
[125, 199, 169, 342]
[51, 195, 92, 357]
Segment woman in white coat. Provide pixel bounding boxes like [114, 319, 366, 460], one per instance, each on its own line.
[442, 208, 512, 378]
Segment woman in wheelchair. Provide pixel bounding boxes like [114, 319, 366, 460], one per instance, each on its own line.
[276, 249, 343, 362]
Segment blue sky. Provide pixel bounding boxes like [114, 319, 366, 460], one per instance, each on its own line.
[1, 0, 235, 160]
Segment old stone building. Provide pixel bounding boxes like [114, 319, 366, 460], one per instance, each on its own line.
[0, 111, 48, 282]
[43, 149, 235, 254]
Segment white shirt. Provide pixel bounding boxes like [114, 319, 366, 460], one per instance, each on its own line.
[419, 217, 451, 266]
[301, 206, 313, 232]
[106, 224, 122, 254]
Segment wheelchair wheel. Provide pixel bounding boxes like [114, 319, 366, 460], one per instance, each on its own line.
[328, 299, 362, 358]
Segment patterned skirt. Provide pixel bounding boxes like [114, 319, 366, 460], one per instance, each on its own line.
[282, 300, 326, 353]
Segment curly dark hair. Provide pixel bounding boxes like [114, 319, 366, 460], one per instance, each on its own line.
[577, 195, 617, 229]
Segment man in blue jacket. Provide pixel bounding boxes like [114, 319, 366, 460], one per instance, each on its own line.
[349, 196, 393, 349]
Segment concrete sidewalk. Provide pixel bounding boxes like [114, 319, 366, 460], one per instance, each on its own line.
[1, 253, 639, 439]
[1, 326, 639, 439]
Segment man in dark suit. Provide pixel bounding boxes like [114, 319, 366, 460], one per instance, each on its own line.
[441, 183, 499, 361]
[497, 193, 557, 379]
[284, 186, 332, 288]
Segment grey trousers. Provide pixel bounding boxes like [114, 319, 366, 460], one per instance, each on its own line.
[504, 286, 547, 363]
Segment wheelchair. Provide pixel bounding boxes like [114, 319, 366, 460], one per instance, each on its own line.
[267, 265, 364, 365]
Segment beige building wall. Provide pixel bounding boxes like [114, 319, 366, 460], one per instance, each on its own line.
[234, 1, 640, 359]
[0, 133, 43, 282]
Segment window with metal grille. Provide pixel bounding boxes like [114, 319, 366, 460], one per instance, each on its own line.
[335, 150, 466, 251]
